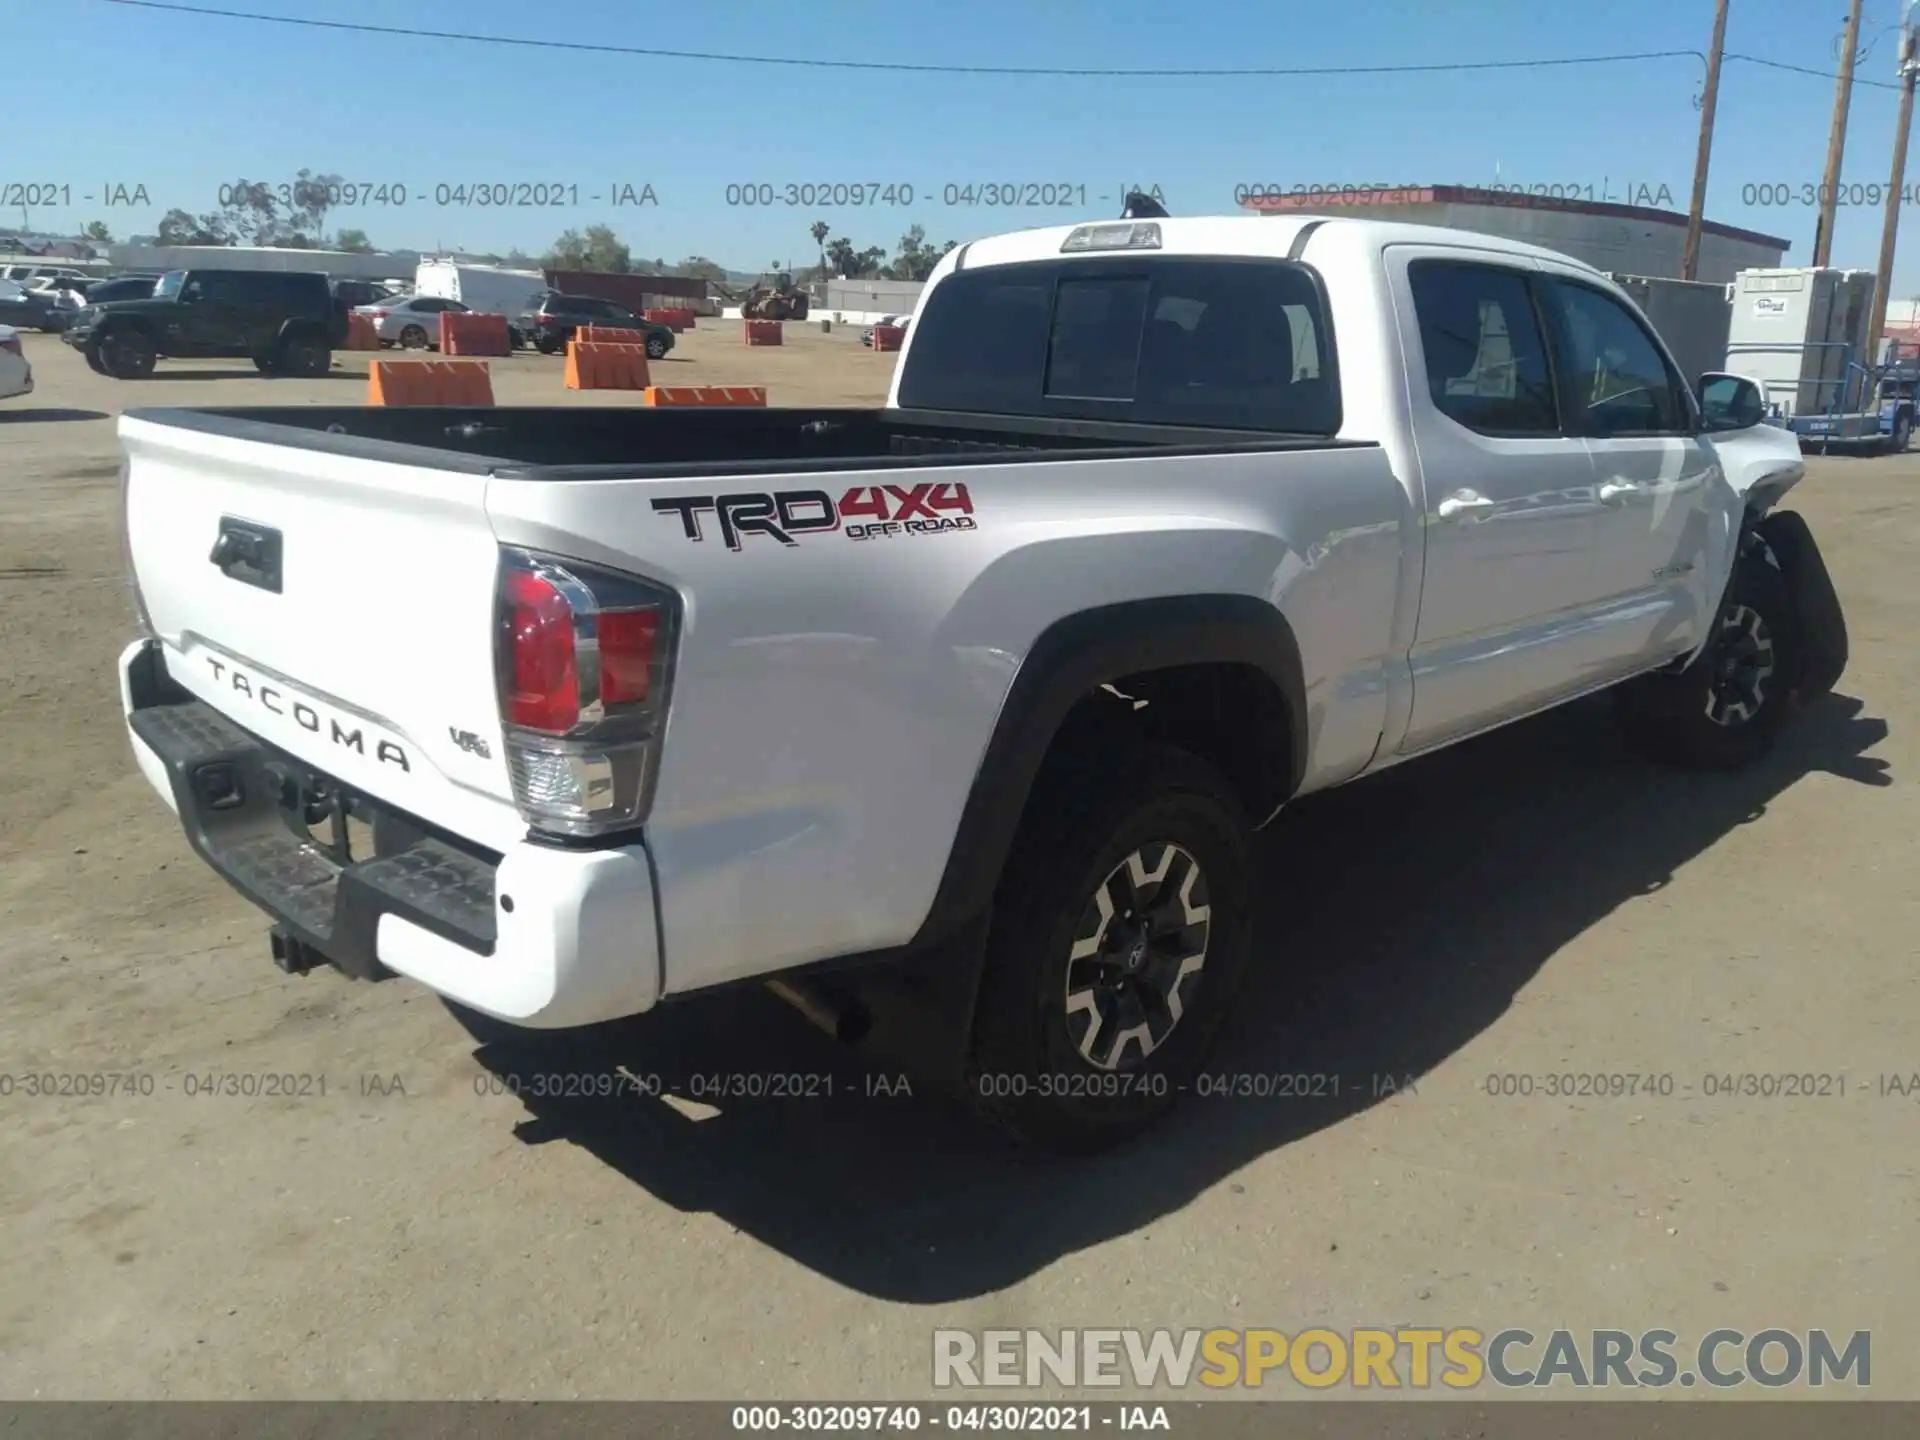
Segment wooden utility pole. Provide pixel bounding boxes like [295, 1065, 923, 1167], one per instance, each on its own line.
[1814, 0, 1866, 267]
[1682, 0, 1731, 281]
[1867, 9, 1920, 366]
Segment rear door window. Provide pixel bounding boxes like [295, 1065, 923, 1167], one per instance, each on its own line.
[898, 256, 1339, 432]
[1407, 259, 1562, 436]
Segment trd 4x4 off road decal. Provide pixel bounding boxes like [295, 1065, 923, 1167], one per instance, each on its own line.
[651, 483, 976, 551]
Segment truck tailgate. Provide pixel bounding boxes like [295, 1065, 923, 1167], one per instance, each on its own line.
[121, 415, 524, 852]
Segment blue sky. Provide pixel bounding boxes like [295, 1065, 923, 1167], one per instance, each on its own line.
[13, 0, 1920, 291]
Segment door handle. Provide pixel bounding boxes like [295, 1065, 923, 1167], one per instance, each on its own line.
[1597, 481, 1642, 506]
[1435, 491, 1497, 521]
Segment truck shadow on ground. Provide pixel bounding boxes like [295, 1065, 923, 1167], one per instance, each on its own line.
[461, 691, 1890, 1302]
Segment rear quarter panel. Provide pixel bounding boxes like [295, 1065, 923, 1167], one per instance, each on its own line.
[486, 444, 1408, 995]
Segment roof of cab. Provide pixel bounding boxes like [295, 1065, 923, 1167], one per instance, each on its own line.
[940, 213, 1607, 280]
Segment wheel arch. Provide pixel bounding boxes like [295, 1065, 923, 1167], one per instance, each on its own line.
[911, 593, 1307, 952]
[93, 314, 160, 342]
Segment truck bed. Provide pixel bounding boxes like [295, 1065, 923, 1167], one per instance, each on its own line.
[122, 404, 1370, 482]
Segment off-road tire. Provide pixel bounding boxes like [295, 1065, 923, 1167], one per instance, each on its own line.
[96, 327, 157, 379]
[1755, 510, 1847, 702]
[275, 333, 331, 378]
[964, 746, 1255, 1153]
[1614, 545, 1801, 770]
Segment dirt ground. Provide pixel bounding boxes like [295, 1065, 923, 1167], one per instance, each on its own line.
[1, 326, 1915, 1400]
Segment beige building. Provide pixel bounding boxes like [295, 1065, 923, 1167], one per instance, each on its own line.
[1241, 185, 1788, 286]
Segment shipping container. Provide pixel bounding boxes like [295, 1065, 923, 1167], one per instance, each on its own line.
[543, 270, 712, 312]
[1605, 273, 1732, 397]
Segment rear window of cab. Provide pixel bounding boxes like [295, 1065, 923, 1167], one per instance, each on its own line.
[897, 256, 1340, 434]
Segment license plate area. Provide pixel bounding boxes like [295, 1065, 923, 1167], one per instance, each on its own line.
[266, 757, 415, 870]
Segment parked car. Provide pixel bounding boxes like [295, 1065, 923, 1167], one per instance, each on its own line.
[63, 267, 346, 379]
[330, 278, 402, 312]
[108, 214, 1843, 1151]
[25, 275, 87, 320]
[0, 278, 62, 332]
[0, 264, 94, 285]
[519, 290, 673, 358]
[353, 293, 470, 349]
[82, 275, 158, 306]
[0, 324, 31, 399]
[860, 313, 912, 347]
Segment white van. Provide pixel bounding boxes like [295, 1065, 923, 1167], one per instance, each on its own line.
[412, 259, 548, 340]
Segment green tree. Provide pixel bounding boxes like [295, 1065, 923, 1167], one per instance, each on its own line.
[886, 225, 957, 281]
[809, 220, 831, 278]
[156, 207, 231, 246]
[283, 169, 345, 242]
[824, 235, 888, 279]
[678, 255, 728, 282]
[545, 228, 590, 270]
[82, 220, 113, 243]
[582, 223, 631, 273]
[335, 228, 373, 253]
[212, 180, 282, 245]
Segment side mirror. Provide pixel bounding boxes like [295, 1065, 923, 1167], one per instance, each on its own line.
[1698, 372, 1764, 432]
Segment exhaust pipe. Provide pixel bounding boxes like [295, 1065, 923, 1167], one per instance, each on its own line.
[766, 977, 871, 1046]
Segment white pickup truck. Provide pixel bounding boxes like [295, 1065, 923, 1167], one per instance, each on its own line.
[115, 213, 1847, 1150]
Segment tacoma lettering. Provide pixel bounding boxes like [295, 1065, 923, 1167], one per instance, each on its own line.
[200, 657, 410, 769]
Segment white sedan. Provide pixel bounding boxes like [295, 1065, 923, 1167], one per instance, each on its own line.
[353, 294, 471, 349]
[0, 325, 32, 399]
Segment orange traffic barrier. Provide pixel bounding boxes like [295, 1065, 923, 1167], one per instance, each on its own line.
[577, 325, 648, 347]
[368, 359, 494, 406]
[439, 311, 512, 357]
[672, 308, 697, 331]
[565, 341, 652, 390]
[744, 319, 783, 347]
[646, 307, 694, 333]
[642, 385, 768, 407]
[343, 313, 380, 351]
[870, 324, 906, 353]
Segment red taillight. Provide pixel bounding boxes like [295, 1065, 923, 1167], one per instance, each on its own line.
[369, 310, 389, 321]
[494, 549, 677, 838]
[503, 568, 579, 733]
[596, 609, 657, 706]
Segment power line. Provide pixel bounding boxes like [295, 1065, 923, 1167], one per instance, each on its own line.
[103, 0, 1706, 78]
[1728, 51, 1901, 92]
[100, 1, 1911, 91]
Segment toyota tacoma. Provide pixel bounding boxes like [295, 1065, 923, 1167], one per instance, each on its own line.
[112, 214, 1846, 1150]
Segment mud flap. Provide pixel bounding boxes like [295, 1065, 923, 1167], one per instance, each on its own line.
[826, 911, 993, 1101]
[1755, 510, 1848, 703]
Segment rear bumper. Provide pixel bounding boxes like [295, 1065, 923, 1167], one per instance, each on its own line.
[119, 638, 661, 1028]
